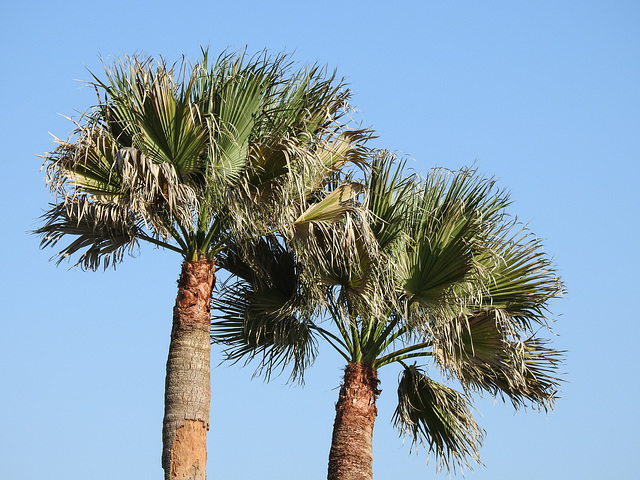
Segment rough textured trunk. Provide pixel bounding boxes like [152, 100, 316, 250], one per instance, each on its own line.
[327, 363, 380, 480]
[163, 258, 216, 480]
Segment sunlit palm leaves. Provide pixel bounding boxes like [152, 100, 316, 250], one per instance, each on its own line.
[473, 225, 563, 326]
[398, 167, 510, 308]
[211, 149, 564, 472]
[93, 57, 209, 176]
[36, 50, 372, 267]
[431, 310, 563, 411]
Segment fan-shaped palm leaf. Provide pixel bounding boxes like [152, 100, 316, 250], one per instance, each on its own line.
[36, 200, 143, 270]
[432, 309, 563, 410]
[473, 224, 564, 327]
[393, 364, 484, 472]
[399, 168, 510, 307]
[94, 57, 209, 176]
[212, 237, 319, 382]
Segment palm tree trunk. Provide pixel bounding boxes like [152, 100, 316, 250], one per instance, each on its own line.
[327, 362, 380, 480]
[163, 257, 216, 480]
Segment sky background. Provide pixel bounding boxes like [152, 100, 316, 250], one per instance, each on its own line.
[1, 1, 638, 479]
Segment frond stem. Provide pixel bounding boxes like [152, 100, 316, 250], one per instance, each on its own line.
[312, 326, 351, 363]
[138, 233, 185, 255]
[373, 341, 432, 369]
[375, 352, 431, 369]
[368, 315, 403, 356]
[165, 222, 190, 253]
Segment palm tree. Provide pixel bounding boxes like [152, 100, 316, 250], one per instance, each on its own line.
[34, 50, 372, 480]
[211, 151, 564, 480]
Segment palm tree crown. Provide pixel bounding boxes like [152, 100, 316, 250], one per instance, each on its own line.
[211, 150, 564, 476]
[37, 49, 370, 267]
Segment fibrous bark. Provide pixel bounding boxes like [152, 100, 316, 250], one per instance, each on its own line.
[328, 363, 380, 480]
[163, 258, 216, 480]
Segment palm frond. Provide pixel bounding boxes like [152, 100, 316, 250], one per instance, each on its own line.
[293, 183, 363, 228]
[211, 282, 318, 383]
[93, 56, 209, 177]
[45, 122, 199, 237]
[433, 310, 564, 410]
[34, 199, 144, 270]
[197, 51, 373, 252]
[259, 64, 348, 136]
[114, 146, 198, 234]
[366, 150, 416, 251]
[470, 223, 564, 330]
[212, 237, 319, 382]
[399, 168, 511, 307]
[200, 52, 279, 187]
[393, 364, 484, 473]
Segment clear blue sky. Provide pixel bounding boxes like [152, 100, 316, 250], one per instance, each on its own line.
[2, 1, 638, 479]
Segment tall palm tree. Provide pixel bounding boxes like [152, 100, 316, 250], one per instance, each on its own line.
[34, 50, 372, 480]
[211, 151, 564, 480]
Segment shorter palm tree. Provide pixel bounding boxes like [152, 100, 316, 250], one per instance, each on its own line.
[211, 151, 564, 480]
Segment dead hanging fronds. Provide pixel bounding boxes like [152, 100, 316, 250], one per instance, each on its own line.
[220, 123, 374, 248]
[34, 198, 142, 270]
[42, 120, 200, 238]
[114, 147, 199, 235]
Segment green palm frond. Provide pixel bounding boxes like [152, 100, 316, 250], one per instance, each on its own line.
[262, 64, 347, 136]
[366, 151, 416, 252]
[433, 310, 563, 410]
[471, 223, 564, 329]
[212, 238, 318, 382]
[200, 52, 279, 187]
[211, 281, 318, 382]
[203, 51, 368, 199]
[200, 52, 373, 249]
[393, 364, 484, 473]
[94, 56, 209, 176]
[321, 235, 376, 298]
[399, 168, 511, 307]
